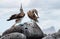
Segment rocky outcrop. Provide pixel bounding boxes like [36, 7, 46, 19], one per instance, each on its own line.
[0, 32, 26, 39]
[42, 29, 60, 39]
[42, 34, 55, 39]
[0, 35, 1, 38]
[23, 22, 44, 39]
[1, 22, 44, 39]
[2, 26, 23, 36]
[52, 29, 60, 39]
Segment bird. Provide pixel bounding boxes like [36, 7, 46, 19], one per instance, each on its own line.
[7, 4, 25, 21]
[16, 4, 25, 19]
[27, 9, 39, 22]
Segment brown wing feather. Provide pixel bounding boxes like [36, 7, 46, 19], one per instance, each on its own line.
[7, 14, 18, 21]
[32, 9, 39, 18]
[27, 10, 38, 22]
[17, 12, 25, 18]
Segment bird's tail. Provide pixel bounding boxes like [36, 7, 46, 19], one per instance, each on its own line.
[7, 19, 12, 21]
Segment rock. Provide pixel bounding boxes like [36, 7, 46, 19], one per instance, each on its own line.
[2, 26, 24, 36]
[0, 35, 1, 38]
[0, 32, 26, 39]
[43, 34, 47, 37]
[42, 34, 55, 39]
[22, 22, 44, 39]
[51, 29, 60, 39]
[2, 22, 44, 39]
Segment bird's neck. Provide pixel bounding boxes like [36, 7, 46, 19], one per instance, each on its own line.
[20, 11, 23, 13]
[19, 11, 24, 14]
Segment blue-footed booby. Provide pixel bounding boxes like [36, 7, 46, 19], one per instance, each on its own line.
[7, 4, 25, 22]
[27, 9, 39, 22]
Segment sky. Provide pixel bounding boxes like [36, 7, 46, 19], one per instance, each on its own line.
[0, 0, 60, 34]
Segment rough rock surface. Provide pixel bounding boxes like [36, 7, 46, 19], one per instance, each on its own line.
[42, 34, 55, 39]
[2, 22, 44, 39]
[52, 29, 60, 39]
[0, 35, 1, 38]
[42, 29, 60, 39]
[0, 32, 26, 39]
[2, 26, 23, 36]
[22, 22, 44, 39]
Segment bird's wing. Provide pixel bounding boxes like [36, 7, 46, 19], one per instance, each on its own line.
[17, 12, 25, 18]
[32, 9, 38, 17]
[7, 14, 18, 21]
